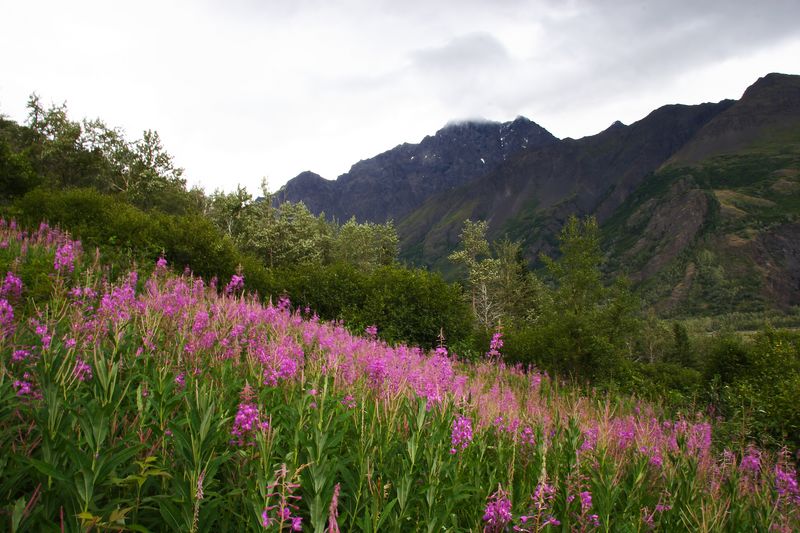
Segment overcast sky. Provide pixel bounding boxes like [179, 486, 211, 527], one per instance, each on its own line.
[1, 0, 799, 194]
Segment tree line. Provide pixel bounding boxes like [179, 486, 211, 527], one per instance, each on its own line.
[0, 95, 470, 348]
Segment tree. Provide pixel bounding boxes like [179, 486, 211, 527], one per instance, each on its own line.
[449, 221, 537, 329]
[492, 238, 538, 324]
[333, 217, 399, 270]
[0, 134, 38, 198]
[125, 129, 186, 205]
[449, 220, 493, 321]
[25, 94, 104, 188]
[668, 322, 695, 367]
[207, 185, 254, 239]
[535, 215, 640, 381]
[540, 216, 603, 316]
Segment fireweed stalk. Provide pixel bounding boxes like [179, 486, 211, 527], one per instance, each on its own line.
[0, 218, 798, 531]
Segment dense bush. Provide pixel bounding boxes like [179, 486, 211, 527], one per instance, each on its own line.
[488, 217, 639, 384]
[260, 263, 473, 348]
[704, 328, 800, 446]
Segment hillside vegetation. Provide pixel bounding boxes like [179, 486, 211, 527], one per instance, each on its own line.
[1, 221, 799, 531]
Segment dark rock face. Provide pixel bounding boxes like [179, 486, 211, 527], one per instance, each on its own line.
[624, 179, 709, 283]
[756, 223, 800, 308]
[278, 171, 337, 217]
[274, 117, 557, 222]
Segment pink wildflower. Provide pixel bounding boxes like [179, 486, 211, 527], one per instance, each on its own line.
[13, 380, 34, 397]
[450, 415, 473, 454]
[341, 395, 356, 409]
[483, 487, 512, 532]
[328, 483, 341, 533]
[740, 446, 762, 474]
[54, 241, 77, 273]
[0, 299, 14, 338]
[225, 274, 244, 295]
[155, 256, 168, 272]
[73, 359, 93, 382]
[487, 331, 504, 359]
[1, 272, 23, 299]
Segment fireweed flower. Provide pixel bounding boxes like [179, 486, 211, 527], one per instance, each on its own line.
[364, 325, 378, 339]
[486, 331, 504, 359]
[54, 241, 77, 273]
[328, 482, 341, 533]
[740, 446, 762, 475]
[450, 415, 473, 454]
[33, 321, 52, 350]
[774, 463, 800, 505]
[512, 482, 560, 530]
[73, 358, 93, 382]
[1, 272, 22, 299]
[580, 427, 598, 452]
[483, 487, 512, 532]
[0, 299, 15, 338]
[13, 380, 33, 397]
[580, 491, 592, 511]
[264, 464, 303, 530]
[520, 426, 536, 446]
[225, 274, 244, 295]
[231, 403, 261, 437]
[231, 386, 270, 446]
[11, 349, 30, 363]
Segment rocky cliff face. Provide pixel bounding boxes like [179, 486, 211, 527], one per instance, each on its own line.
[274, 117, 557, 222]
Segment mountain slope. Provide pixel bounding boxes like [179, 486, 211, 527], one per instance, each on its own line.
[397, 100, 733, 270]
[602, 73, 800, 312]
[667, 72, 800, 166]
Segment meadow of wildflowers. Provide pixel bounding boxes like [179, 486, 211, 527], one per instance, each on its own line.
[0, 219, 798, 532]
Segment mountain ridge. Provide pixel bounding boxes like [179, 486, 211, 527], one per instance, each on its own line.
[274, 116, 557, 222]
[275, 72, 800, 313]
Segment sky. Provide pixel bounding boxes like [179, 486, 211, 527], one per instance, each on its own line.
[1, 0, 799, 195]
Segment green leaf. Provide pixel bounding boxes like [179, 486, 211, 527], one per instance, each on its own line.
[27, 457, 69, 482]
[11, 497, 26, 532]
[376, 498, 398, 530]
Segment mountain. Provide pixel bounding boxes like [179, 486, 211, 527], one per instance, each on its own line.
[668, 72, 800, 166]
[274, 117, 557, 222]
[396, 100, 733, 269]
[276, 73, 800, 314]
[602, 73, 800, 313]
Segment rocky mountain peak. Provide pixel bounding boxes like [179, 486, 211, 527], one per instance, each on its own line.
[274, 116, 557, 222]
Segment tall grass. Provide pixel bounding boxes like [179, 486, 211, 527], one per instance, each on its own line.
[0, 219, 798, 531]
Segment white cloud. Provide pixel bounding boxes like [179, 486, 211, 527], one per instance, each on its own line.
[1, 0, 798, 195]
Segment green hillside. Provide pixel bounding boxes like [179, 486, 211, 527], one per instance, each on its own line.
[603, 119, 800, 315]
